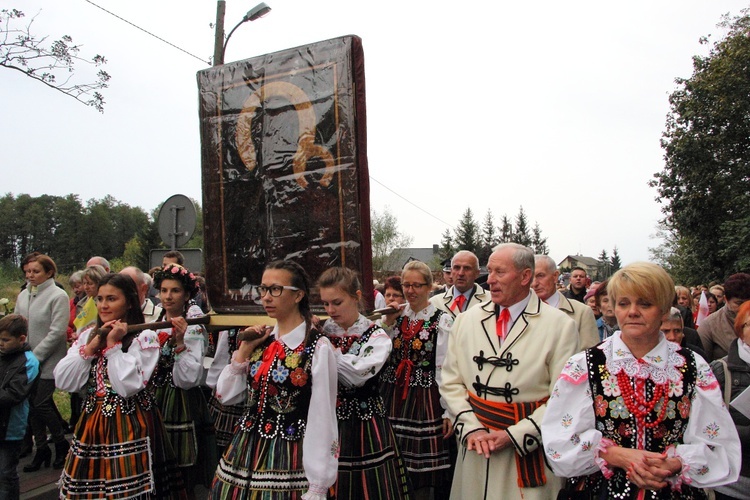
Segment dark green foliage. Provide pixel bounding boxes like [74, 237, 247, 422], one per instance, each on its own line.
[0, 193, 152, 272]
[652, 9, 750, 282]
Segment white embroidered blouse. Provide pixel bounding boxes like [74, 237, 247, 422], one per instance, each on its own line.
[541, 331, 741, 489]
[215, 321, 338, 500]
[322, 314, 392, 387]
[153, 304, 207, 389]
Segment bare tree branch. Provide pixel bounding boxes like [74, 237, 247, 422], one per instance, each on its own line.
[0, 9, 110, 112]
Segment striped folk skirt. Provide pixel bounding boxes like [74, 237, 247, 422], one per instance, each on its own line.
[335, 413, 412, 499]
[380, 381, 452, 491]
[210, 430, 308, 499]
[59, 398, 186, 499]
[207, 393, 244, 451]
[154, 384, 198, 467]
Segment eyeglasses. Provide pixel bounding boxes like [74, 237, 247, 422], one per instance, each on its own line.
[255, 285, 300, 297]
[402, 282, 428, 290]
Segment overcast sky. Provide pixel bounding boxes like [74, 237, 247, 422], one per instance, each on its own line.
[3, 0, 747, 266]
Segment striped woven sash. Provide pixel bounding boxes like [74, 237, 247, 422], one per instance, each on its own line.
[467, 392, 548, 488]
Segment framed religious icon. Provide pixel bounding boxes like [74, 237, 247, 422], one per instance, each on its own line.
[197, 35, 372, 314]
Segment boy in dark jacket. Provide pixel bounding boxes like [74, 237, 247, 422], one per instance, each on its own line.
[0, 314, 40, 499]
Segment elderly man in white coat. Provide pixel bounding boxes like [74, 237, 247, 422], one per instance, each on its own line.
[430, 250, 488, 317]
[440, 243, 579, 500]
[532, 254, 600, 350]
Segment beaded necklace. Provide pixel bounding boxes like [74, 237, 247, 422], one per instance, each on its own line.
[616, 370, 669, 430]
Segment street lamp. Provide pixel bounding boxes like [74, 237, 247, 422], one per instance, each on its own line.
[213, 2, 272, 66]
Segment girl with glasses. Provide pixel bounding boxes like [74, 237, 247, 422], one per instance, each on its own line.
[210, 260, 338, 500]
[380, 260, 454, 499]
[317, 267, 411, 498]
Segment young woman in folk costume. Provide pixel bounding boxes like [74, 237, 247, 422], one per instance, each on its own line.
[54, 273, 186, 499]
[380, 260, 454, 500]
[206, 328, 245, 454]
[317, 267, 412, 499]
[150, 264, 215, 492]
[210, 260, 338, 500]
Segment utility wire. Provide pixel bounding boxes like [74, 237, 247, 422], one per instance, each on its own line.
[83, 0, 209, 65]
[81, 2, 453, 232]
[370, 176, 454, 229]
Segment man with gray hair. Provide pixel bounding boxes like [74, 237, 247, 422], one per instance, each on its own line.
[430, 250, 488, 317]
[661, 307, 707, 359]
[86, 256, 110, 273]
[440, 243, 578, 499]
[120, 266, 162, 323]
[532, 255, 599, 350]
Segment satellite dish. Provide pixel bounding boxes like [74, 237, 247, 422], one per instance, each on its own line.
[157, 194, 197, 248]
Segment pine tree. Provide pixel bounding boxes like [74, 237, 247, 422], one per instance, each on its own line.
[479, 209, 497, 263]
[498, 215, 513, 243]
[611, 246, 622, 272]
[440, 228, 454, 260]
[512, 206, 532, 247]
[531, 223, 548, 255]
[453, 207, 481, 254]
[597, 249, 610, 280]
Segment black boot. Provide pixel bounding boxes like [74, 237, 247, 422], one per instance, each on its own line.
[19, 431, 33, 458]
[23, 444, 51, 472]
[53, 439, 70, 469]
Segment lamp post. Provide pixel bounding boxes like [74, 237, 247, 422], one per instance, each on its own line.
[212, 2, 272, 66]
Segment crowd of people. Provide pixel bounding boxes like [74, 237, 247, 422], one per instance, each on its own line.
[0, 246, 746, 499]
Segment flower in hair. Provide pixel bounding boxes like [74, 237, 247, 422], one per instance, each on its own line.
[153, 264, 199, 297]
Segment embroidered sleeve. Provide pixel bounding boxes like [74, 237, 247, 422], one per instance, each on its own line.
[303, 337, 339, 495]
[53, 331, 94, 393]
[172, 310, 207, 390]
[541, 351, 602, 478]
[106, 330, 160, 398]
[335, 328, 392, 388]
[671, 353, 741, 488]
[435, 311, 454, 417]
[215, 357, 250, 406]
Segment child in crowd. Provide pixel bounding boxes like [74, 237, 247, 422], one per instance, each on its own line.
[0, 315, 40, 499]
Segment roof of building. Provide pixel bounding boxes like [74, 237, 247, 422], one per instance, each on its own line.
[381, 247, 442, 272]
[558, 254, 601, 268]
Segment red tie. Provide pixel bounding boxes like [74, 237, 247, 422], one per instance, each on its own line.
[496, 308, 511, 341]
[450, 294, 467, 313]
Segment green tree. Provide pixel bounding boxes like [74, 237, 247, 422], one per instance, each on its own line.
[479, 209, 497, 263]
[597, 249, 610, 280]
[439, 228, 454, 261]
[531, 222, 548, 255]
[498, 215, 513, 243]
[1, 9, 110, 112]
[453, 207, 480, 254]
[371, 206, 412, 271]
[610, 246, 622, 273]
[651, 9, 750, 282]
[511, 206, 532, 247]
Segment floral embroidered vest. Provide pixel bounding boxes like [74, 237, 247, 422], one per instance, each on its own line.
[149, 330, 179, 389]
[571, 345, 705, 500]
[326, 324, 386, 421]
[381, 309, 443, 388]
[238, 329, 322, 441]
[83, 355, 155, 417]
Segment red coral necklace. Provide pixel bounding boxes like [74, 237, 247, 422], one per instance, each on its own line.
[616, 370, 669, 429]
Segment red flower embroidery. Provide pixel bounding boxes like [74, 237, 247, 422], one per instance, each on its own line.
[290, 368, 308, 387]
[594, 395, 608, 417]
[678, 396, 691, 419]
[264, 422, 273, 433]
